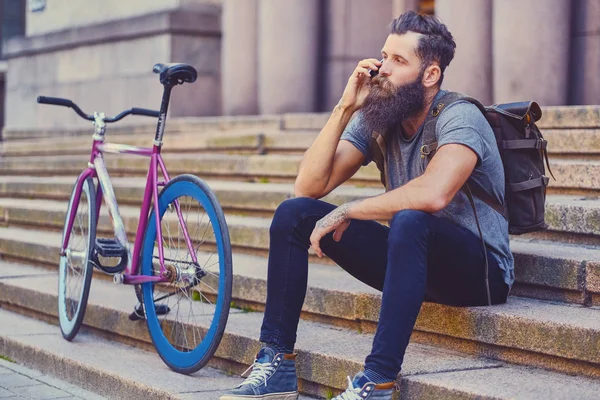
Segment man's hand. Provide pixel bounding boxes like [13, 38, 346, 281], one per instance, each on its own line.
[310, 203, 353, 257]
[338, 58, 382, 112]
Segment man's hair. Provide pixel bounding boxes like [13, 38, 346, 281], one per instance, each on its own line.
[389, 11, 456, 86]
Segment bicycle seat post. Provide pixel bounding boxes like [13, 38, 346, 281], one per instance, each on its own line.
[151, 63, 198, 148]
[154, 84, 173, 148]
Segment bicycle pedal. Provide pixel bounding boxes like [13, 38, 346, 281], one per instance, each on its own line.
[92, 238, 128, 274]
[95, 238, 127, 258]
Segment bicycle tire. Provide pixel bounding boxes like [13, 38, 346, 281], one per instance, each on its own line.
[141, 174, 232, 374]
[58, 176, 96, 341]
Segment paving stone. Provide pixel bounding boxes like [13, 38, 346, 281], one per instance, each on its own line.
[0, 372, 41, 388]
[0, 359, 46, 378]
[10, 383, 72, 399]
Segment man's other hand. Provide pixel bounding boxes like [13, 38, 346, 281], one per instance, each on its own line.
[310, 205, 352, 257]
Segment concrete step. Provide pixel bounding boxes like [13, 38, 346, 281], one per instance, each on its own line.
[0, 308, 263, 400]
[0, 176, 597, 241]
[548, 158, 600, 194]
[3, 105, 599, 141]
[544, 129, 600, 157]
[1, 114, 292, 142]
[0, 153, 356, 184]
[0, 131, 316, 157]
[1, 262, 600, 399]
[0, 176, 377, 222]
[537, 105, 600, 130]
[0, 226, 599, 379]
[3, 128, 600, 158]
[0, 196, 597, 305]
[0, 154, 598, 194]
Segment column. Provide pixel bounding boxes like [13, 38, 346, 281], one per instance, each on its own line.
[435, 0, 493, 105]
[258, 0, 319, 114]
[493, 0, 571, 106]
[221, 0, 259, 115]
[392, 0, 419, 17]
[323, 0, 393, 111]
[569, 0, 600, 105]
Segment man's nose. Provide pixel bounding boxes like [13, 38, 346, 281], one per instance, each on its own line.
[379, 61, 391, 77]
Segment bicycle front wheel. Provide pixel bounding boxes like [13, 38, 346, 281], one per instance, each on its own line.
[141, 174, 232, 374]
[58, 176, 96, 341]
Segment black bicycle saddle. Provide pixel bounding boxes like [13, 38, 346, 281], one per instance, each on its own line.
[152, 63, 198, 86]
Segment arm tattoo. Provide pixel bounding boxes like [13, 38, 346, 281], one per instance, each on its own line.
[333, 101, 344, 114]
[316, 199, 364, 230]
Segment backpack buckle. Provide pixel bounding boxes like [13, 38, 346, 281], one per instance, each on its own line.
[420, 141, 438, 159]
[431, 103, 445, 117]
[420, 145, 431, 159]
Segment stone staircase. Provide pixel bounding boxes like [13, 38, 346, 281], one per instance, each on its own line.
[0, 107, 599, 399]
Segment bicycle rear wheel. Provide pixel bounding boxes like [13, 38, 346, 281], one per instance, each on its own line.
[58, 176, 96, 341]
[141, 174, 232, 374]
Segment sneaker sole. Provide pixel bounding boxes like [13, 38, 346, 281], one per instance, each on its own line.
[219, 391, 299, 400]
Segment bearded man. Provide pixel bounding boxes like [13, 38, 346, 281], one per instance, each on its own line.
[221, 10, 513, 400]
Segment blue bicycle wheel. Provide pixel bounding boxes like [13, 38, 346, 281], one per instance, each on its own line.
[141, 174, 232, 374]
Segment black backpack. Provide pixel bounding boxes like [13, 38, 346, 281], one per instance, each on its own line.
[370, 91, 553, 235]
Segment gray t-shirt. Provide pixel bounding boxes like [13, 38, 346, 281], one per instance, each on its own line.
[340, 91, 515, 288]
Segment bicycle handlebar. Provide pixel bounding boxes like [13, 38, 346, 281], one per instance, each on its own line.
[37, 96, 159, 122]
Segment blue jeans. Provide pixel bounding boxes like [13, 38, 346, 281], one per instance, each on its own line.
[259, 197, 509, 380]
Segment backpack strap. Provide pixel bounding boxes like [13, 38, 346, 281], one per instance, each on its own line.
[421, 92, 499, 307]
[370, 131, 389, 189]
[420, 91, 487, 166]
[421, 92, 508, 221]
[464, 183, 492, 306]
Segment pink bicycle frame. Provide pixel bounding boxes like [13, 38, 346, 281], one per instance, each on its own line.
[60, 136, 199, 285]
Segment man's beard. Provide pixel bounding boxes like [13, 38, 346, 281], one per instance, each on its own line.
[361, 71, 426, 133]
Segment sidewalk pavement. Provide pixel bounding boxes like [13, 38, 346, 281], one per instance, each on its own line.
[0, 357, 105, 399]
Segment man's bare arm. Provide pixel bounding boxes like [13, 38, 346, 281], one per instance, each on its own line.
[309, 144, 478, 256]
[294, 105, 359, 198]
[294, 58, 381, 199]
[347, 144, 478, 220]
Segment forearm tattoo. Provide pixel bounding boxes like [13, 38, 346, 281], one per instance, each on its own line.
[316, 200, 363, 230]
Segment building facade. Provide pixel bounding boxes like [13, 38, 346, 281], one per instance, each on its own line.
[2, 0, 598, 130]
[0, 0, 26, 134]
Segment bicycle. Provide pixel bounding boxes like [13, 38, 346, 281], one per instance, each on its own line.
[38, 63, 233, 374]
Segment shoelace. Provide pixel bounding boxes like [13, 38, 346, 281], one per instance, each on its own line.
[334, 376, 364, 400]
[239, 361, 276, 387]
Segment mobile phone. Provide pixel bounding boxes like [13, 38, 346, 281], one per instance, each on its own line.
[369, 59, 384, 78]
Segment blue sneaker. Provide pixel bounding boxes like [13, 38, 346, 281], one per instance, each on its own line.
[332, 371, 395, 400]
[220, 347, 299, 400]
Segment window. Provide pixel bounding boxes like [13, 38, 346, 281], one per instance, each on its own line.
[0, 0, 26, 60]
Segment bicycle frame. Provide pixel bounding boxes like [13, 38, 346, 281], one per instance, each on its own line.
[60, 86, 199, 285]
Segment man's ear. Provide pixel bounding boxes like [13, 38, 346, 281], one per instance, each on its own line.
[422, 64, 442, 88]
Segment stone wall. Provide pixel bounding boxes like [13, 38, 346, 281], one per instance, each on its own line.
[3, 6, 221, 130]
[3, 0, 598, 131]
[26, 0, 221, 36]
